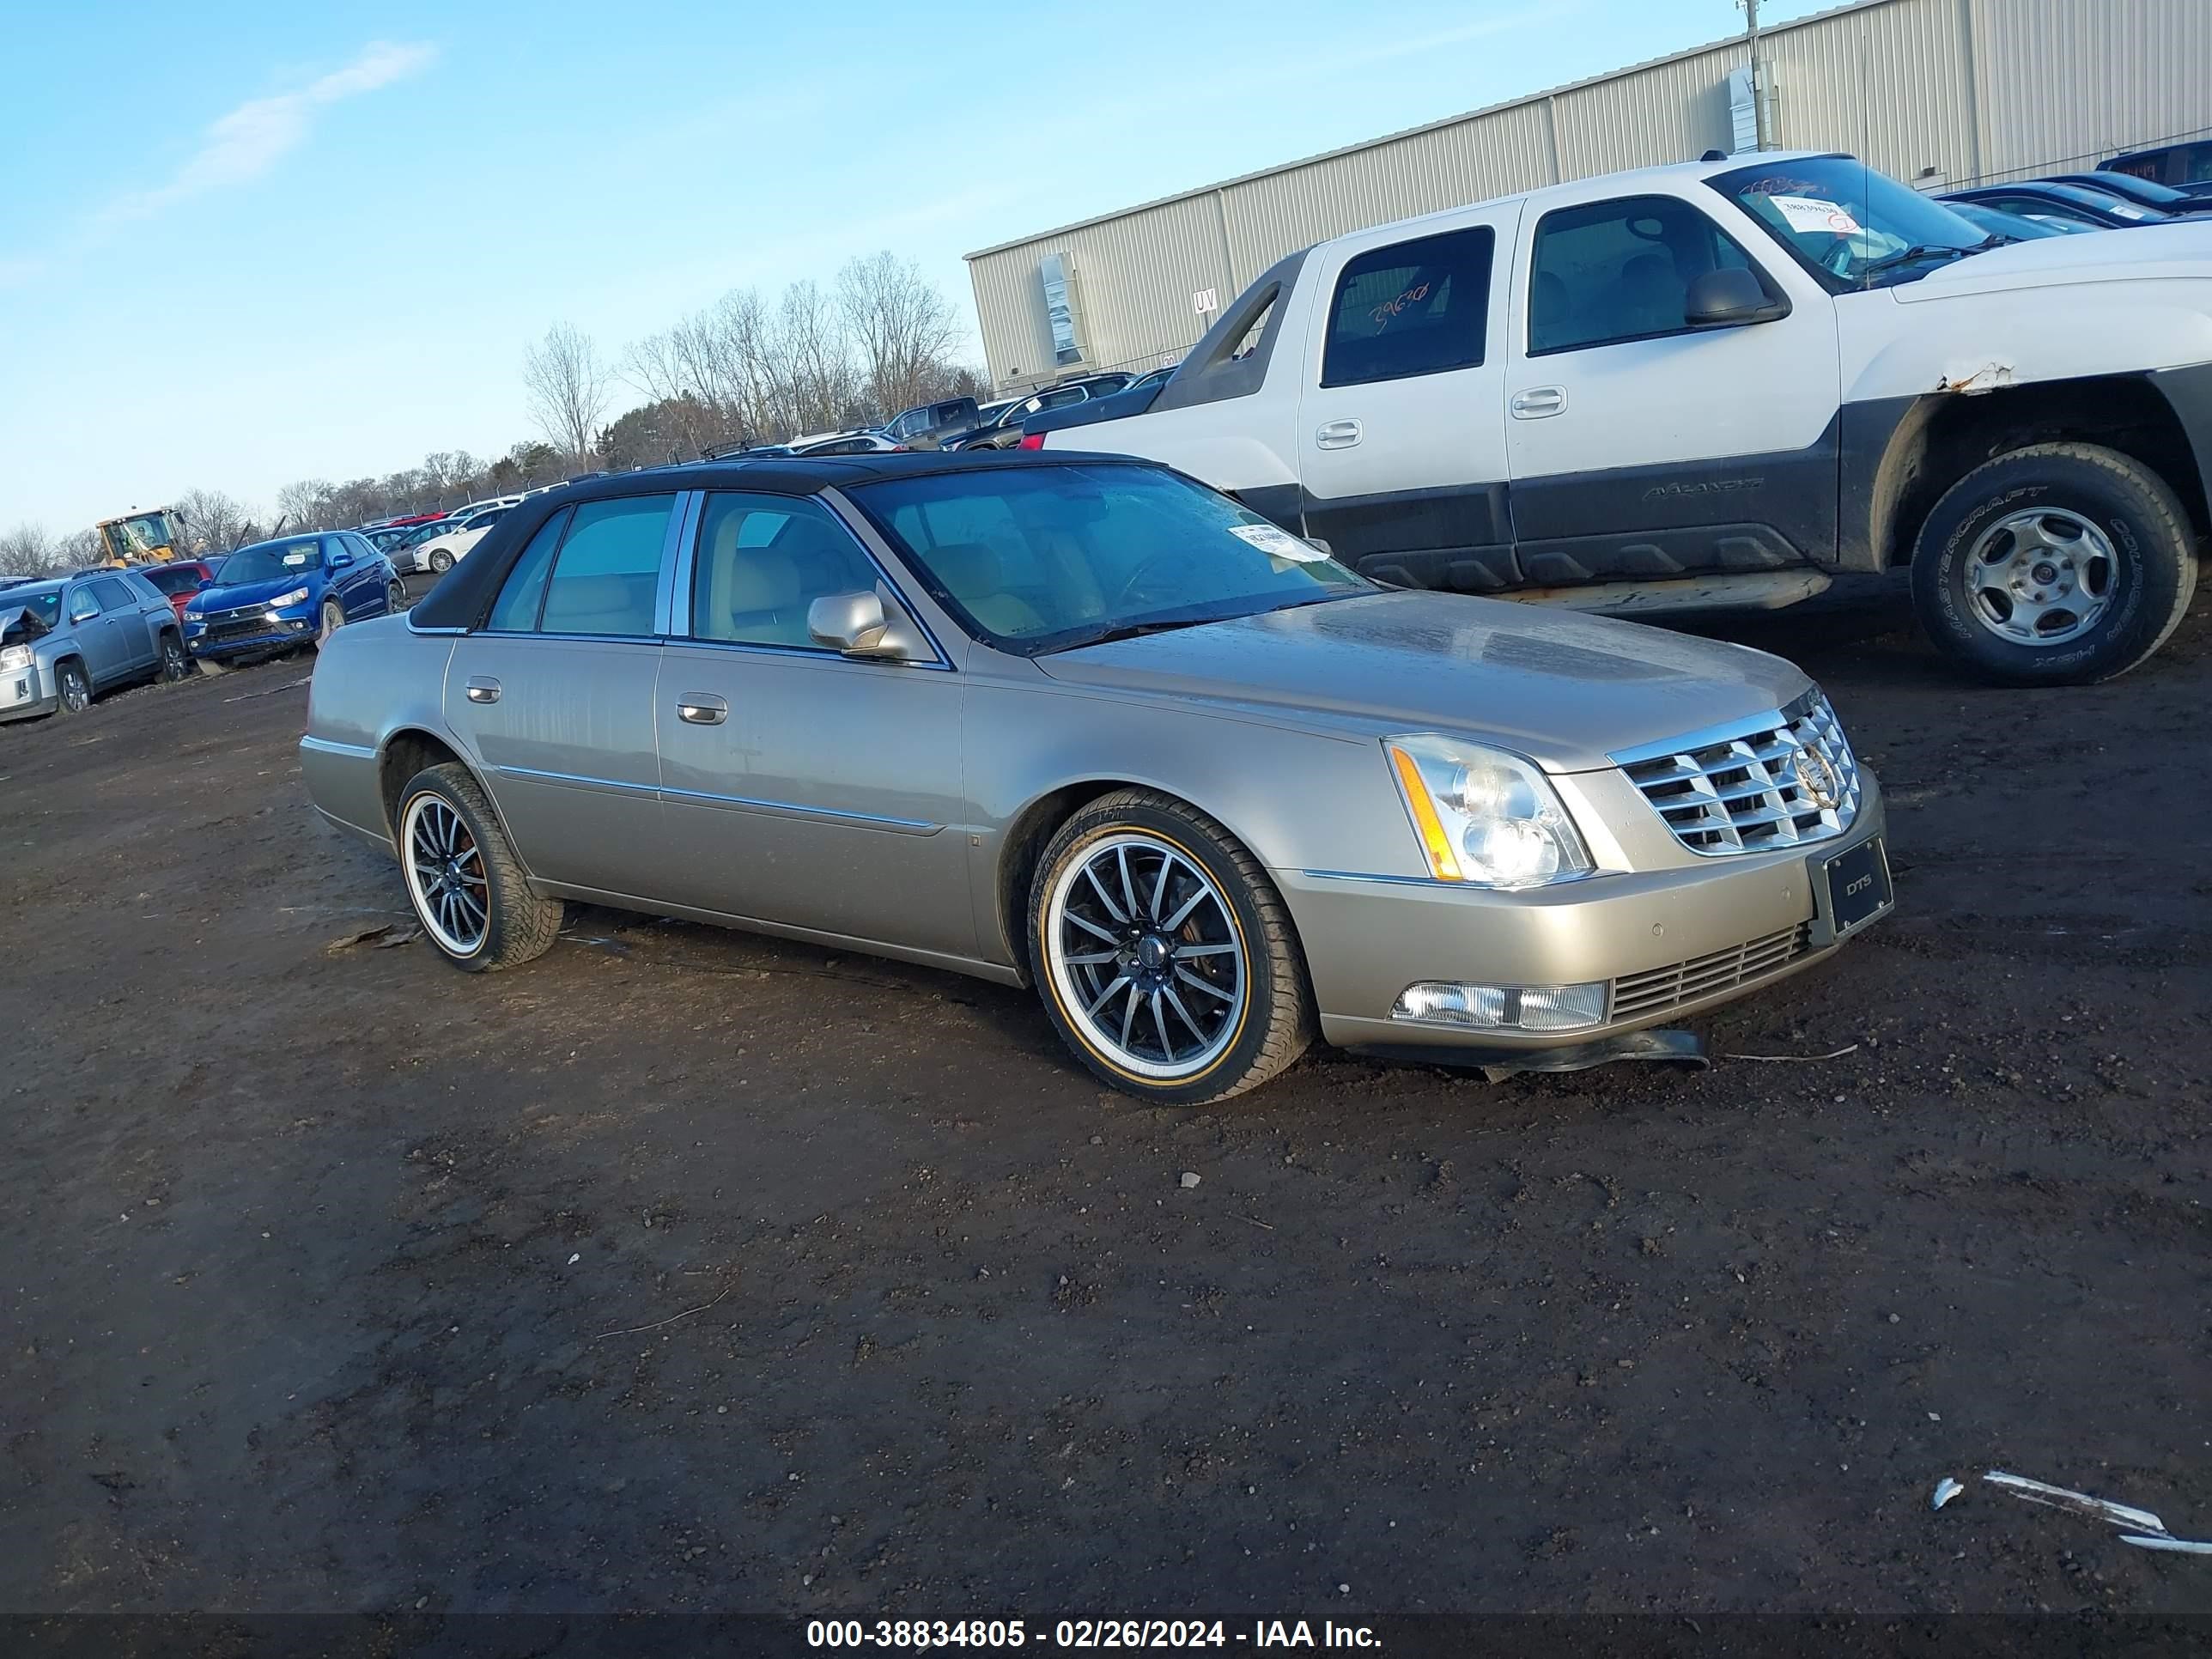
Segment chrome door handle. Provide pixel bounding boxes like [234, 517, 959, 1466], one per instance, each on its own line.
[1314, 418, 1363, 450]
[676, 693, 728, 726]
[1510, 386, 1567, 419]
[464, 676, 501, 704]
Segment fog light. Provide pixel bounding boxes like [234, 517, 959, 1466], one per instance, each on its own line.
[1390, 980, 1607, 1033]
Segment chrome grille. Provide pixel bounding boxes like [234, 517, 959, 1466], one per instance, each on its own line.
[1615, 692, 1861, 857]
[1610, 924, 1811, 1021]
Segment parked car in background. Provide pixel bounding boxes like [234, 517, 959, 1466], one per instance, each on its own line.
[949, 375, 1135, 449]
[386, 518, 464, 573]
[882, 397, 981, 446]
[1941, 201, 2083, 242]
[1940, 179, 2177, 231]
[1122, 364, 1181, 397]
[2044, 172, 2212, 218]
[301, 452, 1890, 1103]
[2, 569, 187, 721]
[1028, 149, 2212, 687]
[406, 507, 513, 575]
[791, 431, 903, 457]
[183, 532, 403, 663]
[363, 521, 440, 558]
[2101, 141, 2212, 199]
[138, 559, 219, 621]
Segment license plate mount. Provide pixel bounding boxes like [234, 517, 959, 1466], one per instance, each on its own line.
[1812, 836, 1893, 945]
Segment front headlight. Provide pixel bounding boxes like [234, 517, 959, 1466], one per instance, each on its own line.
[1385, 736, 1593, 888]
[270, 586, 311, 609]
[0, 644, 30, 671]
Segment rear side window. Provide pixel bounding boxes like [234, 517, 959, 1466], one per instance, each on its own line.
[487, 508, 573, 631]
[88, 576, 132, 611]
[1529, 196, 1760, 356]
[1322, 226, 1494, 387]
[538, 495, 674, 636]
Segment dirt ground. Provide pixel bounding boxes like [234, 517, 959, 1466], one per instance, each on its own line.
[2, 584, 2209, 1634]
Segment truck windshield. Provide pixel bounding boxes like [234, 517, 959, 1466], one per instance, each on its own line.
[1709, 155, 1994, 289]
[850, 463, 1371, 656]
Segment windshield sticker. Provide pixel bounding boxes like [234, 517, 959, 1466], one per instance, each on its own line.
[1228, 522, 1328, 562]
[1769, 195, 1864, 236]
[283, 552, 309, 567]
[2110, 204, 2147, 220]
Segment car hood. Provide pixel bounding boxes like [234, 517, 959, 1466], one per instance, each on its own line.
[1895, 219, 2212, 302]
[196, 573, 325, 609]
[1030, 591, 1810, 773]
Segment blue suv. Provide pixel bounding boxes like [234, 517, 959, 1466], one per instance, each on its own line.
[183, 532, 405, 662]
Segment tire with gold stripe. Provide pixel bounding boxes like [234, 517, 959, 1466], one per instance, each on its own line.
[1029, 789, 1313, 1103]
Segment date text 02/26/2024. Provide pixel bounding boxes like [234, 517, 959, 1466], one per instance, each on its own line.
[806, 1619, 1381, 1649]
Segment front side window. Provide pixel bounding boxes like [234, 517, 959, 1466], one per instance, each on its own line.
[689, 493, 882, 650]
[487, 509, 571, 631]
[1322, 226, 1493, 387]
[2177, 143, 2212, 185]
[849, 463, 1370, 655]
[1528, 196, 1763, 356]
[537, 495, 674, 636]
[1708, 155, 1991, 289]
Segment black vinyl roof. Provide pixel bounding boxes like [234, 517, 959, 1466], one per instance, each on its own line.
[409, 447, 1140, 631]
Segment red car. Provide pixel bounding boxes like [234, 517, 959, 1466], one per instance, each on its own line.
[137, 560, 217, 621]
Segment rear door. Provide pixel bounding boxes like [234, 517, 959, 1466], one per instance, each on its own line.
[443, 495, 681, 899]
[1294, 210, 1521, 593]
[1504, 190, 1841, 586]
[83, 577, 149, 681]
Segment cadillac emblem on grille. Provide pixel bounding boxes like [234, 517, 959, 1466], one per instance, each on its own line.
[1791, 747, 1840, 811]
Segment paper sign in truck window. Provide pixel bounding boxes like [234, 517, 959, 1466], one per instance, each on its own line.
[1227, 522, 1328, 562]
[1770, 195, 1864, 235]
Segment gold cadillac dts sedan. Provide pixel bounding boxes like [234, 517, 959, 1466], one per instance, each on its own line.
[301, 451, 1892, 1103]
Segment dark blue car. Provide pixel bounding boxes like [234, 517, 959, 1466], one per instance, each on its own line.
[182, 532, 405, 662]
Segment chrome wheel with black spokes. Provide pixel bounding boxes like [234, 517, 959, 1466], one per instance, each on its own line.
[403, 793, 489, 957]
[1030, 790, 1314, 1104]
[395, 763, 564, 973]
[1047, 832, 1247, 1082]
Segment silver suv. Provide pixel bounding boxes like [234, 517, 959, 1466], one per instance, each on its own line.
[0, 570, 189, 722]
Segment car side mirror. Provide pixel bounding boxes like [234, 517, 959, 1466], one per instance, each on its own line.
[807, 590, 929, 662]
[197, 577, 214, 590]
[71, 603, 98, 624]
[331, 550, 354, 568]
[1684, 266, 1790, 329]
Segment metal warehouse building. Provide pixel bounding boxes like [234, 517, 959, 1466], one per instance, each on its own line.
[964, 0, 2212, 392]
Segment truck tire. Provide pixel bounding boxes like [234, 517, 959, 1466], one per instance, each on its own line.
[54, 659, 91, 715]
[1910, 442, 2197, 686]
[1028, 788, 1314, 1105]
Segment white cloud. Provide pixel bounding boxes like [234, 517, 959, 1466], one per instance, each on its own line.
[97, 41, 438, 224]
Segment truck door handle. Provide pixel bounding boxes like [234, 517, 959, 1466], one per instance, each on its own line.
[464, 676, 501, 704]
[676, 693, 728, 726]
[1510, 386, 1567, 419]
[1314, 419, 1363, 450]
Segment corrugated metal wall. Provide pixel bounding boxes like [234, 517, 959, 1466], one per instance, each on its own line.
[966, 0, 2212, 389]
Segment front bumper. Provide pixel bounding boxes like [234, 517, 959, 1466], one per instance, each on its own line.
[0, 661, 55, 722]
[1285, 775, 1889, 1055]
[184, 609, 316, 657]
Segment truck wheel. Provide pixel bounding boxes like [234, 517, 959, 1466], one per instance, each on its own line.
[54, 659, 91, 715]
[397, 763, 563, 971]
[1910, 442, 2197, 686]
[157, 634, 189, 683]
[1028, 789, 1314, 1105]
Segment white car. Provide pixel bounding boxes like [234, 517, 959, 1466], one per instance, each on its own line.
[409, 505, 513, 575]
[1031, 149, 2212, 686]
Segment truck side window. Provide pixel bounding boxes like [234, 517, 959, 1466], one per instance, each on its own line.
[1321, 226, 1493, 388]
[1528, 196, 1763, 356]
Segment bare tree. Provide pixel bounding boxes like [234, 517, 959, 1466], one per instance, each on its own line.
[773, 281, 861, 435]
[0, 523, 66, 576]
[523, 321, 612, 463]
[839, 252, 965, 417]
[176, 488, 256, 556]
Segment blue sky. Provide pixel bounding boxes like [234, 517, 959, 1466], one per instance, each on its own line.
[1, 0, 1832, 532]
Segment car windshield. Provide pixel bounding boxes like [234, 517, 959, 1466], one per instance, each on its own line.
[850, 462, 1372, 655]
[1710, 155, 1994, 288]
[3, 586, 63, 635]
[219, 541, 325, 584]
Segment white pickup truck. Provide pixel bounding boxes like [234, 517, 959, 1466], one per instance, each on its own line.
[1028, 151, 2212, 685]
